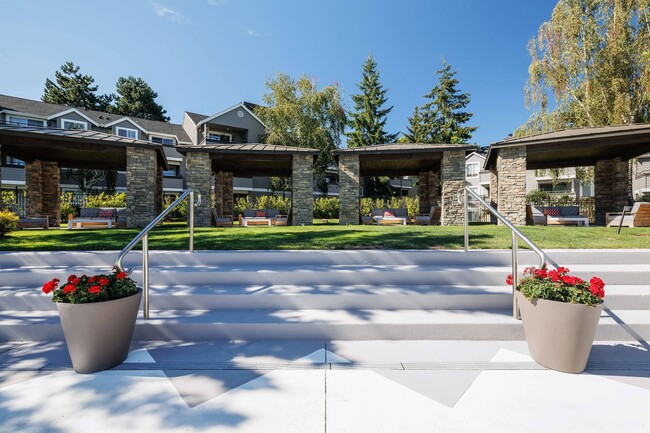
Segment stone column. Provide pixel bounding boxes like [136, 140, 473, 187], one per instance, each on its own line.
[41, 162, 60, 226]
[155, 162, 164, 216]
[428, 170, 440, 206]
[291, 154, 314, 226]
[489, 170, 498, 224]
[25, 160, 44, 217]
[339, 154, 360, 225]
[0, 145, 2, 207]
[594, 158, 632, 225]
[214, 171, 234, 217]
[214, 171, 224, 215]
[496, 146, 527, 226]
[184, 151, 212, 227]
[126, 147, 157, 228]
[418, 171, 430, 213]
[441, 150, 466, 226]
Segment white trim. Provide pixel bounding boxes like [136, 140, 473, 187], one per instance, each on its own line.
[1, 110, 47, 121]
[48, 108, 99, 126]
[60, 118, 88, 130]
[148, 131, 177, 139]
[163, 188, 184, 193]
[465, 162, 480, 178]
[196, 102, 267, 128]
[166, 157, 183, 162]
[465, 151, 486, 160]
[116, 126, 139, 139]
[6, 115, 45, 127]
[105, 117, 148, 134]
[0, 180, 25, 186]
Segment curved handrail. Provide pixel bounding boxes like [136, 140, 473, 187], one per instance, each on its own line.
[114, 188, 200, 319]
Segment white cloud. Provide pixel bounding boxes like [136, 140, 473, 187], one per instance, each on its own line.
[207, 0, 229, 5]
[246, 28, 263, 37]
[153, 3, 190, 24]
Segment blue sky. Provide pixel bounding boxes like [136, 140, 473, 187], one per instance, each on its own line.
[0, 0, 557, 147]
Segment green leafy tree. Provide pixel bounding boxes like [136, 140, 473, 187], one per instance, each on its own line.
[402, 105, 428, 142]
[347, 55, 398, 147]
[420, 60, 477, 143]
[110, 76, 170, 122]
[42, 62, 112, 110]
[256, 73, 346, 179]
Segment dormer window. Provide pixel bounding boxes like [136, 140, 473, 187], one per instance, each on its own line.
[116, 127, 138, 139]
[62, 119, 88, 130]
[8, 116, 44, 127]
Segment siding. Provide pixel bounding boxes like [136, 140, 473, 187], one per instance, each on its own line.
[182, 113, 199, 145]
[111, 120, 142, 139]
[206, 108, 265, 142]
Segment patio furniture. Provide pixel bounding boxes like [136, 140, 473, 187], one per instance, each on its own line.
[414, 206, 441, 225]
[212, 209, 233, 227]
[369, 208, 409, 226]
[8, 206, 49, 229]
[68, 208, 116, 229]
[239, 209, 277, 227]
[527, 205, 589, 226]
[606, 202, 650, 228]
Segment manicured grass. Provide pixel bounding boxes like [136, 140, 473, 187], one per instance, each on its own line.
[1, 222, 649, 251]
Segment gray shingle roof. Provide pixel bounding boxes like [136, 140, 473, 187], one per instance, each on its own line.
[334, 143, 477, 154]
[185, 111, 208, 124]
[177, 143, 319, 155]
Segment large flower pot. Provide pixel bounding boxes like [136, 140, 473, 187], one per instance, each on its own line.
[57, 289, 142, 374]
[515, 291, 603, 374]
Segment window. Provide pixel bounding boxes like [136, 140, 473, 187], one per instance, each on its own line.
[116, 127, 138, 139]
[206, 131, 232, 143]
[2, 155, 25, 167]
[163, 165, 181, 178]
[8, 116, 44, 127]
[466, 162, 479, 178]
[151, 136, 175, 145]
[61, 119, 88, 130]
[539, 182, 571, 193]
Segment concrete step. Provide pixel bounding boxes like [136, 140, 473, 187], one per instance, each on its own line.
[0, 308, 647, 342]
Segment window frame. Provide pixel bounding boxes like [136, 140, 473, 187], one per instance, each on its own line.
[465, 162, 479, 178]
[116, 126, 139, 139]
[61, 118, 88, 130]
[7, 115, 45, 127]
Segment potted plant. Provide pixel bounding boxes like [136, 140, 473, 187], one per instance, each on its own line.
[507, 266, 605, 374]
[42, 271, 142, 374]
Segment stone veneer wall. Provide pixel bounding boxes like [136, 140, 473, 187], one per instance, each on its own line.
[24, 160, 60, 226]
[155, 163, 163, 216]
[594, 158, 632, 225]
[441, 150, 466, 226]
[291, 154, 314, 226]
[25, 160, 43, 217]
[418, 170, 441, 213]
[496, 146, 527, 226]
[126, 147, 157, 228]
[489, 170, 498, 224]
[338, 154, 360, 225]
[185, 151, 212, 227]
[0, 145, 2, 207]
[214, 171, 234, 217]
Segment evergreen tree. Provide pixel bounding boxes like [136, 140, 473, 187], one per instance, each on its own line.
[42, 62, 112, 110]
[403, 105, 428, 142]
[347, 55, 398, 147]
[421, 60, 477, 143]
[110, 76, 170, 122]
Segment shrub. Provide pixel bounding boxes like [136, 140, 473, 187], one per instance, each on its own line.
[85, 192, 127, 208]
[1, 191, 18, 208]
[313, 197, 339, 219]
[163, 195, 188, 221]
[359, 197, 419, 218]
[526, 190, 551, 205]
[60, 192, 77, 223]
[0, 210, 19, 236]
[234, 196, 254, 215]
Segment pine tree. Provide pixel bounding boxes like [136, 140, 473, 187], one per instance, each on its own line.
[110, 76, 170, 122]
[420, 60, 477, 143]
[403, 105, 428, 142]
[347, 55, 398, 147]
[42, 62, 112, 110]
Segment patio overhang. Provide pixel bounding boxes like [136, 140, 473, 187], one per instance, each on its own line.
[0, 123, 168, 170]
[333, 143, 477, 177]
[484, 123, 650, 171]
[176, 143, 319, 177]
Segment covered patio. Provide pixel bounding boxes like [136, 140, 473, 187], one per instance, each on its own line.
[176, 143, 319, 226]
[334, 143, 477, 226]
[484, 123, 650, 225]
[0, 124, 168, 228]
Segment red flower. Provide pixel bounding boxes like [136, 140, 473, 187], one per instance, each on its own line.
[88, 276, 97, 283]
[116, 272, 128, 280]
[63, 284, 76, 294]
[506, 274, 513, 286]
[534, 268, 548, 279]
[98, 277, 110, 287]
[67, 274, 78, 283]
[548, 270, 560, 282]
[41, 278, 59, 294]
[88, 285, 101, 294]
[71, 278, 81, 285]
[556, 267, 570, 275]
[589, 277, 605, 299]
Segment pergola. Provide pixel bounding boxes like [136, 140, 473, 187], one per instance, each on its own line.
[0, 124, 168, 227]
[176, 143, 319, 226]
[333, 143, 477, 225]
[484, 123, 650, 225]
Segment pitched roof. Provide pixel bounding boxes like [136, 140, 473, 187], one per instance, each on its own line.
[176, 143, 319, 155]
[0, 94, 191, 143]
[184, 111, 208, 125]
[334, 143, 477, 155]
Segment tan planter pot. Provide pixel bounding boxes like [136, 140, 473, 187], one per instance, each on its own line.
[515, 290, 603, 374]
[57, 289, 142, 374]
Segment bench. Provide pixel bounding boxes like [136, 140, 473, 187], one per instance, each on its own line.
[527, 205, 588, 226]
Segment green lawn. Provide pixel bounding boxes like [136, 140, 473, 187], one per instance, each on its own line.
[1, 222, 649, 251]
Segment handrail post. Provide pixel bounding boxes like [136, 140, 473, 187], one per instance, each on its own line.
[464, 188, 469, 252]
[142, 233, 149, 320]
[511, 231, 519, 320]
[189, 190, 195, 252]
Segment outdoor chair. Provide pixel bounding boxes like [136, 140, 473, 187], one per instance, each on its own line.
[527, 205, 589, 226]
[68, 207, 117, 229]
[606, 202, 650, 228]
[414, 206, 441, 225]
[212, 209, 233, 227]
[8, 205, 49, 229]
[369, 208, 409, 225]
[239, 209, 282, 227]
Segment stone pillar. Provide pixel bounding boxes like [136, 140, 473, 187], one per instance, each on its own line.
[126, 147, 157, 228]
[291, 154, 314, 226]
[418, 170, 441, 213]
[25, 159, 43, 217]
[339, 154, 360, 225]
[184, 151, 212, 227]
[41, 162, 60, 226]
[496, 146, 527, 226]
[441, 150, 466, 226]
[155, 162, 164, 216]
[594, 158, 632, 226]
[214, 171, 224, 215]
[489, 170, 498, 224]
[214, 171, 234, 217]
[0, 145, 2, 207]
[428, 171, 440, 206]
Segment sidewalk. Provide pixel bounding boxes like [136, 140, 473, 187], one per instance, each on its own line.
[1, 340, 649, 432]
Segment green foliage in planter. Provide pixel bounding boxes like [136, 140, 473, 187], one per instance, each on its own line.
[234, 195, 291, 215]
[85, 192, 127, 208]
[42, 271, 137, 304]
[313, 197, 339, 219]
[60, 193, 77, 223]
[510, 267, 604, 307]
[359, 197, 419, 218]
[0, 210, 19, 236]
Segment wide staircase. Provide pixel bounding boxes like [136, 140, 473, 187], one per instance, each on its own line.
[1, 249, 649, 342]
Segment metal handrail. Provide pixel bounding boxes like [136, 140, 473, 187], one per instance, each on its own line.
[114, 189, 201, 319]
[459, 186, 559, 319]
